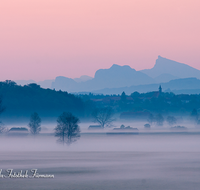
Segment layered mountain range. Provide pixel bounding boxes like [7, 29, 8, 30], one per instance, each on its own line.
[15, 56, 200, 94]
[91, 78, 200, 95]
[141, 56, 200, 79]
[51, 64, 155, 92]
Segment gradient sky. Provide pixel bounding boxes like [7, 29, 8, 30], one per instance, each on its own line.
[0, 0, 200, 81]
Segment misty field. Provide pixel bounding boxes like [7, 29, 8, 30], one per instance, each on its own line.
[0, 128, 200, 190]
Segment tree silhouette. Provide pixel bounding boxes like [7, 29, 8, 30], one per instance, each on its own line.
[130, 91, 140, 98]
[0, 96, 6, 133]
[147, 113, 155, 125]
[190, 108, 198, 123]
[54, 112, 80, 145]
[166, 116, 177, 126]
[28, 112, 41, 135]
[155, 113, 164, 126]
[120, 91, 127, 102]
[0, 96, 5, 115]
[92, 107, 114, 128]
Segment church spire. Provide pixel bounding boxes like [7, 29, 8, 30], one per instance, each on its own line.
[159, 85, 162, 93]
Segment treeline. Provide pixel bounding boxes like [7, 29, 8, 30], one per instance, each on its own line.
[0, 81, 200, 122]
[0, 81, 85, 119]
[80, 91, 200, 115]
[1, 112, 80, 146]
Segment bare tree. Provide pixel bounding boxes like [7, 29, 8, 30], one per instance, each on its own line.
[92, 107, 114, 128]
[190, 109, 198, 124]
[155, 113, 164, 126]
[28, 112, 41, 135]
[166, 116, 177, 126]
[54, 112, 80, 145]
[147, 113, 155, 125]
[0, 96, 6, 133]
[0, 124, 6, 134]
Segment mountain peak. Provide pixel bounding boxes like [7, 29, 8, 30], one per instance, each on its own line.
[94, 64, 137, 79]
[140, 56, 200, 79]
[109, 64, 135, 71]
[156, 55, 176, 64]
[110, 64, 120, 68]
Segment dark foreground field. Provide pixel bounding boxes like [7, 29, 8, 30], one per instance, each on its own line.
[0, 134, 200, 190]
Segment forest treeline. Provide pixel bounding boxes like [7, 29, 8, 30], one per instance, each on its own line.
[0, 80, 200, 121]
[0, 81, 84, 119]
[80, 90, 200, 114]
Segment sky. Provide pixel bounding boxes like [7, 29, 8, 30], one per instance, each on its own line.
[0, 0, 200, 81]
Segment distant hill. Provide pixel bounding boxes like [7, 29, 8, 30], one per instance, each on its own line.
[89, 78, 200, 95]
[154, 73, 179, 83]
[51, 76, 77, 91]
[141, 56, 200, 79]
[0, 81, 84, 121]
[165, 89, 200, 95]
[38, 79, 54, 89]
[52, 64, 155, 92]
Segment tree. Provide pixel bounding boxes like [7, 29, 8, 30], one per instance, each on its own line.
[166, 116, 177, 126]
[130, 91, 140, 98]
[120, 91, 128, 111]
[155, 113, 164, 126]
[144, 123, 151, 128]
[4, 80, 17, 86]
[54, 112, 80, 145]
[0, 125, 6, 133]
[92, 107, 114, 128]
[147, 113, 155, 125]
[0, 96, 5, 115]
[0, 96, 5, 133]
[120, 124, 125, 129]
[190, 108, 198, 123]
[120, 91, 127, 102]
[28, 112, 41, 135]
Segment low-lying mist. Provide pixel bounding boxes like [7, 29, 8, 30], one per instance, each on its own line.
[1, 121, 200, 190]
[1, 120, 200, 152]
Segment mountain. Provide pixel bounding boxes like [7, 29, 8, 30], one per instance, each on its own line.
[51, 64, 155, 92]
[141, 56, 200, 79]
[165, 89, 200, 95]
[89, 64, 155, 89]
[51, 76, 77, 91]
[154, 73, 179, 83]
[73, 75, 93, 83]
[38, 79, 54, 89]
[14, 56, 200, 93]
[14, 76, 92, 90]
[90, 78, 200, 95]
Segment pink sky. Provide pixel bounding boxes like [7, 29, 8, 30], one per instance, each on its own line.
[0, 0, 200, 81]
